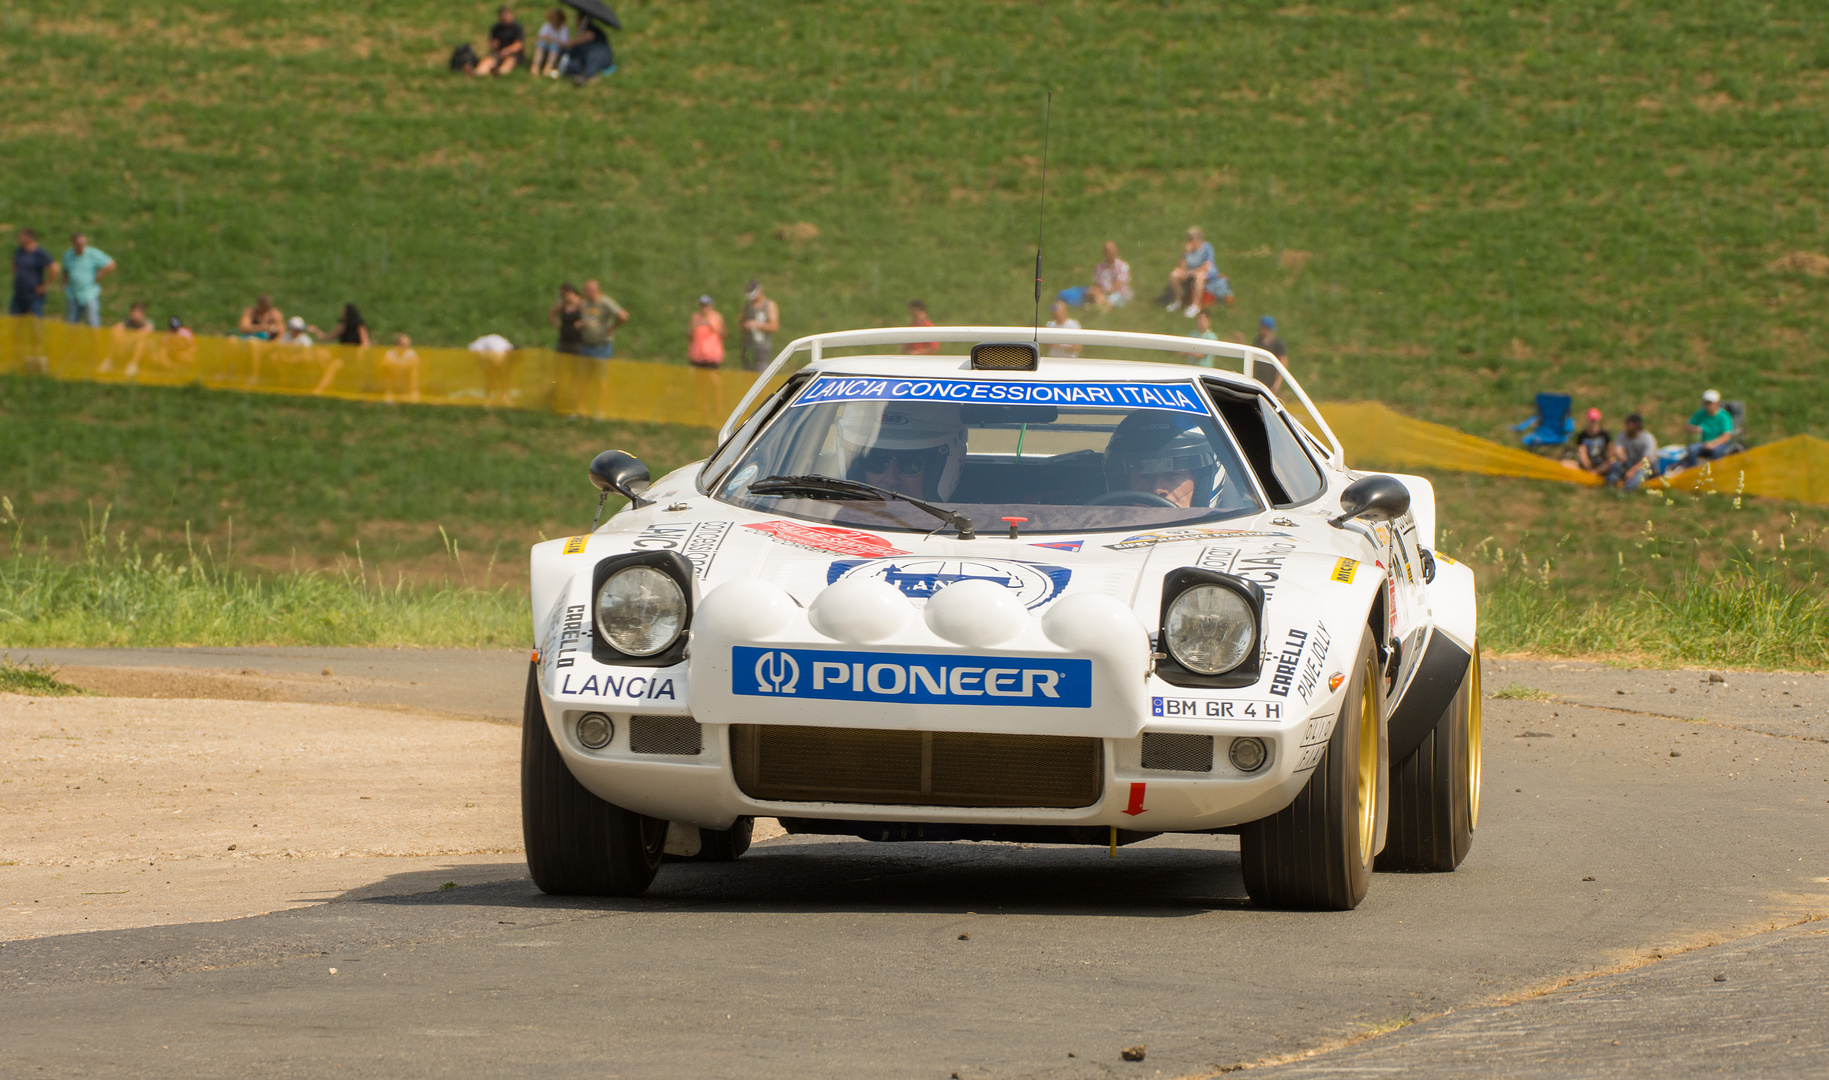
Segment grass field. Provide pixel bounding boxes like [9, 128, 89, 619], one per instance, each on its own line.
[2, 0, 1827, 449]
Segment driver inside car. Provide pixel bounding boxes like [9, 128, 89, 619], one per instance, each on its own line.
[1103, 412, 1221, 509]
[836, 403, 966, 501]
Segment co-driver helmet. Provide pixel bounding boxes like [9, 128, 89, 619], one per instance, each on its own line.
[1103, 411, 1222, 506]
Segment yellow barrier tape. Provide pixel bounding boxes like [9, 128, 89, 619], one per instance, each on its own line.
[0, 315, 757, 429]
[1320, 401, 1605, 487]
[11, 317, 1826, 507]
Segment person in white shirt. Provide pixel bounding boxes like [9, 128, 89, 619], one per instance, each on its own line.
[531, 8, 569, 78]
[470, 334, 519, 406]
[1044, 300, 1081, 357]
[1090, 241, 1133, 311]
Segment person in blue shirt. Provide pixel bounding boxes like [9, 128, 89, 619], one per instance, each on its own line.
[1157, 227, 1227, 317]
[10, 229, 58, 317]
[60, 233, 116, 327]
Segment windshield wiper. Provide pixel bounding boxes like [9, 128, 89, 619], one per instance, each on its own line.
[749, 475, 977, 540]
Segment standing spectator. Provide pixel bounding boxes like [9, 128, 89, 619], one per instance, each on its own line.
[688, 295, 727, 368]
[10, 229, 57, 317]
[237, 294, 285, 339]
[530, 8, 569, 78]
[1254, 315, 1289, 392]
[1572, 408, 1612, 475]
[1183, 310, 1221, 365]
[1044, 299, 1081, 357]
[60, 232, 116, 327]
[1157, 227, 1225, 317]
[474, 8, 526, 75]
[1684, 389, 1737, 467]
[1609, 413, 1659, 490]
[577, 279, 628, 359]
[550, 282, 584, 353]
[382, 333, 421, 404]
[738, 279, 779, 371]
[902, 299, 939, 355]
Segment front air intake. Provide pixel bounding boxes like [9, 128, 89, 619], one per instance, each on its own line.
[629, 715, 703, 755]
[970, 342, 1040, 371]
[1141, 732, 1214, 772]
[730, 725, 1101, 808]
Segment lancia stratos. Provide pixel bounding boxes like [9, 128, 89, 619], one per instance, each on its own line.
[523, 327, 1481, 910]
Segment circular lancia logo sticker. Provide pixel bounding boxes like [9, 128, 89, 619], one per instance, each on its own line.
[826, 558, 1072, 610]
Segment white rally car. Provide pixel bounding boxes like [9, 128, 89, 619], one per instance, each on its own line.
[523, 327, 1480, 910]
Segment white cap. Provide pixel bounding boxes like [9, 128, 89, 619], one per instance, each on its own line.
[287, 316, 306, 330]
[1701, 389, 1721, 403]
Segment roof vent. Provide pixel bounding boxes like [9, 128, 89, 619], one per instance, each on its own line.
[970, 342, 1040, 371]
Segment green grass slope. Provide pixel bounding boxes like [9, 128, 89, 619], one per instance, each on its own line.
[2, 1, 1826, 449]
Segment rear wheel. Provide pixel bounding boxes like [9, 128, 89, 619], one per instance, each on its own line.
[1378, 643, 1481, 872]
[1239, 630, 1386, 911]
[521, 664, 667, 896]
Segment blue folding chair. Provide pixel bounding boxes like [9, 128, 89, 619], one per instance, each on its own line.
[1513, 393, 1574, 449]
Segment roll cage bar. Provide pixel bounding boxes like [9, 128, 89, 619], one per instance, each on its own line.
[717, 325, 1345, 462]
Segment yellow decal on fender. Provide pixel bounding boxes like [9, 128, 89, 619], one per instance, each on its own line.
[1330, 557, 1359, 584]
[562, 535, 589, 555]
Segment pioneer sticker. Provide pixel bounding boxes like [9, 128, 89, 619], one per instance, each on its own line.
[734, 646, 1091, 708]
[742, 520, 909, 558]
[826, 558, 1070, 610]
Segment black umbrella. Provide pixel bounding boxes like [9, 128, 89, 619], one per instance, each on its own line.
[558, 0, 619, 30]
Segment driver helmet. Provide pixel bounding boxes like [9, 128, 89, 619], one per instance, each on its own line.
[836, 402, 966, 501]
[1103, 411, 1222, 506]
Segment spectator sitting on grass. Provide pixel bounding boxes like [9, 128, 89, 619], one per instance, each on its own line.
[1608, 412, 1658, 490]
[11, 228, 58, 318]
[325, 304, 370, 347]
[901, 299, 939, 355]
[474, 8, 526, 75]
[531, 8, 568, 78]
[1183, 310, 1220, 366]
[238, 294, 284, 340]
[281, 316, 344, 395]
[561, 15, 616, 85]
[382, 333, 421, 404]
[1044, 300, 1081, 357]
[1572, 408, 1611, 475]
[470, 333, 518, 406]
[1684, 389, 1736, 467]
[104, 301, 156, 376]
[281, 315, 313, 348]
[1058, 241, 1134, 314]
[1157, 227, 1224, 318]
[164, 316, 196, 369]
[60, 232, 116, 328]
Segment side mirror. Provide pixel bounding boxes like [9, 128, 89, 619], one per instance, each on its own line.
[1329, 475, 1410, 528]
[589, 450, 654, 510]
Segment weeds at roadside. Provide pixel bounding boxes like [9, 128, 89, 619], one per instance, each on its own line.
[0, 654, 84, 696]
[1491, 684, 1555, 701]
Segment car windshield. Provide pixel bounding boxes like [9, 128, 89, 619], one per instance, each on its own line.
[710, 376, 1265, 534]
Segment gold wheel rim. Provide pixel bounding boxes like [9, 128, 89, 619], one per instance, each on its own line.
[1467, 645, 1483, 831]
[1355, 656, 1379, 859]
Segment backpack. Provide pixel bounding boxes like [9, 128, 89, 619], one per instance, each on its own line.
[449, 43, 478, 71]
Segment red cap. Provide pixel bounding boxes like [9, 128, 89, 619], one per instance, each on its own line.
[1585, 408, 1602, 421]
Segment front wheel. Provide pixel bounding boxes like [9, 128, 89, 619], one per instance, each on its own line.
[1239, 629, 1386, 911]
[521, 663, 667, 896]
[1378, 643, 1481, 872]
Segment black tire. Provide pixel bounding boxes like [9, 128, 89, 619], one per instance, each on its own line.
[1239, 630, 1386, 911]
[520, 663, 667, 896]
[1378, 643, 1481, 872]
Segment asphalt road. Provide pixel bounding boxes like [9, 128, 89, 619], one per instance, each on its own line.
[3, 650, 1826, 1078]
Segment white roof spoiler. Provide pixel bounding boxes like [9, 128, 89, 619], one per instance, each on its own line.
[717, 325, 1344, 461]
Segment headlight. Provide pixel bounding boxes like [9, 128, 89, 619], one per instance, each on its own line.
[595, 566, 687, 657]
[1164, 584, 1255, 674]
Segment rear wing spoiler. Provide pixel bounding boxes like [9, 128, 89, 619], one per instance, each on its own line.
[717, 325, 1345, 462]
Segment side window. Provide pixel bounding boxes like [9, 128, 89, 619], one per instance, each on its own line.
[1202, 382, 1326, 507]
[699, 374, 807, 493]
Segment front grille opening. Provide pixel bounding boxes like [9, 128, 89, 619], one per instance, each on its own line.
[630, 715, 703, 755]
[731, 725, 1102, 808]
[1141, 732, 1214, 772]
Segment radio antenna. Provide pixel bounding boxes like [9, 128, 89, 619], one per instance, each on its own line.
[1033, 90, 1053, 342]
